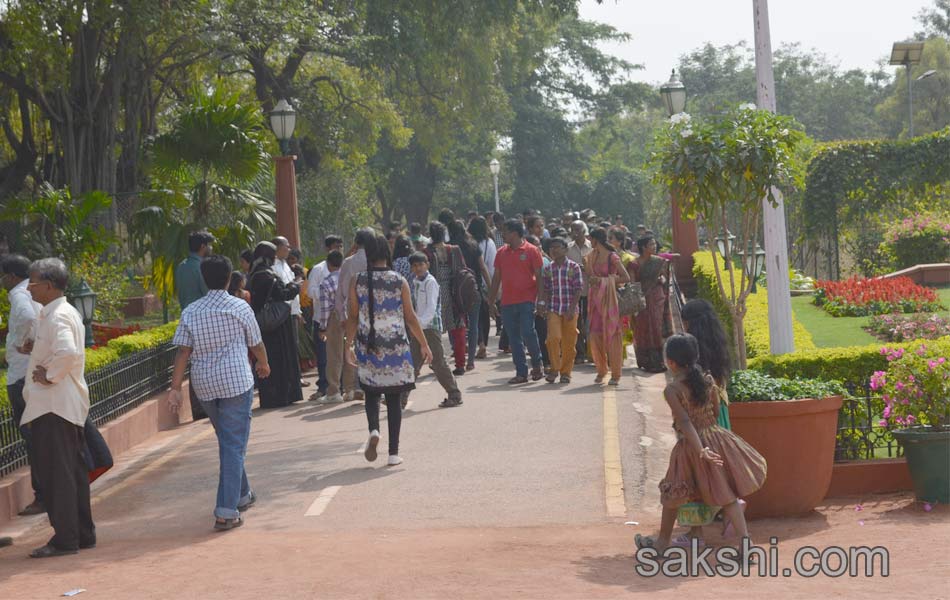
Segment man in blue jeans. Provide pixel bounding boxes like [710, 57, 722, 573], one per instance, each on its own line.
[168, 255, 271, 531]
[488, 219, 545, 384]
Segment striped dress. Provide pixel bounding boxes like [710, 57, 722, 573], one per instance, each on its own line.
[354, 268, 416, 394]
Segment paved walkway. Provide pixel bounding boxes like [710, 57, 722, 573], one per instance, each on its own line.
[0, 342, 947, 598]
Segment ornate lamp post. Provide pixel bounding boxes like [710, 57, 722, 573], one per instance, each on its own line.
[737, 243, 767, 293]
[489, 158, 501, 214]
[660, 69, 698, 292]
[67, 278, 97, 347]
[270, 99, 301, 248]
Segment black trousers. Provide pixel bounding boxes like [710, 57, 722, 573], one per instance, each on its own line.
[364, 392, 402, 456]
[8, 379, 42, 502]
[30, 413, 95, 551]
[575, 296, 589, 361]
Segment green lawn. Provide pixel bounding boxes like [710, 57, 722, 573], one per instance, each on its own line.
[938, 286, 950, 308]
[790, 295, 879, 348]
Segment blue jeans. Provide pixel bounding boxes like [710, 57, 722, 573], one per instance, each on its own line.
[500, 302, 542, 377]
[466, 294, 481, 364]
[201, 387, 254, 519]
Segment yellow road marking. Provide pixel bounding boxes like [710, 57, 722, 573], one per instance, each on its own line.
[92, 426, 215, 505]
[603, 386, 626, 518]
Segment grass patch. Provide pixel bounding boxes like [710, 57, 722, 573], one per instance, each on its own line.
[937, 286, 950, 308]
[790, 295, 879, 348]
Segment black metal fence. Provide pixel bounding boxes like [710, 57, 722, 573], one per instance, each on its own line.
[0, 343, 177, 479]
[835, 381, 903, 461]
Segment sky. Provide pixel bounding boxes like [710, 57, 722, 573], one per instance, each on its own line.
[578, 0, 934, 85]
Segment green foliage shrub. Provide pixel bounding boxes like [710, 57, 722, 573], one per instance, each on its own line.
[748, 336, 950, 386]
[882, 212, 950, 270]
[727, 369, 846, 402]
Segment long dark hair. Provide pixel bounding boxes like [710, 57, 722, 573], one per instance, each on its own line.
[363, 233, 391, 352]
[664, 334, 709, 407]
[468, 216, 489, 242]
[393, 235, 413, 261]
[228, 271, 246, 296]
[589, 227, 614, 252]
[680, 299, 731, 385]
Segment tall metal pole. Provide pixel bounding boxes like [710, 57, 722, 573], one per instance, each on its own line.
[907, 63, 914, 138]
[753, 0, 795, 354]
[493, 173, 500, 214]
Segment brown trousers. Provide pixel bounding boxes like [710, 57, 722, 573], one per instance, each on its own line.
[324, 312, 358, 397]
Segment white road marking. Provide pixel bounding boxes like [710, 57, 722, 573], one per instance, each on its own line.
[305, 485, 341, 517]
[639, 436, 654, 447]
[403, 400, 414, 411]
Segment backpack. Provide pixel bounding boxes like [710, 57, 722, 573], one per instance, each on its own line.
[448, 245, 478, 314]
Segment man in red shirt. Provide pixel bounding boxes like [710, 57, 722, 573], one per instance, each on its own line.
[488, 219, 544, 384]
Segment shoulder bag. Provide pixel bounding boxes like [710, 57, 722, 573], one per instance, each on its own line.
[255, 271, 291, 333]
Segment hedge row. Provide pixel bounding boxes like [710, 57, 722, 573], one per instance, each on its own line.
[748, 336, 950, 386]
[692, 251, 816, 359]
[0, 321, 179, 409]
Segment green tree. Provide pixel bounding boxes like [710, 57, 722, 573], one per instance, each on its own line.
[875, 37, 950, 139]
[131, 88, 275, 310]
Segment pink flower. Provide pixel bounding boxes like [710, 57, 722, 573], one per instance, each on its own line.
[854, 504, 864, 512]
[924, 502, 933, 512]
[906, 415, 916, 424]
[883, 406, 892, 418]
[879, 419, 888, 427]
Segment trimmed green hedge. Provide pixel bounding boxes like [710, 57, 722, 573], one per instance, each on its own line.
[0, 321, 179, 409]
[748, 336, 950, 386]
[693, 251, 816, 359]
[728, 369, 846, 402]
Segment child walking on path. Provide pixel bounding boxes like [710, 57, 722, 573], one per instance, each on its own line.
[408, 252, 463, 407]
[538, 237, 583, 384]
[635, 334, 766, 554]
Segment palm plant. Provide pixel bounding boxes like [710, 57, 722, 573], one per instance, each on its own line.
[131, 88, 275, 312]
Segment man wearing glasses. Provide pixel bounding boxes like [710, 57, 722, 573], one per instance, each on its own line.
[20, 258, 95, 558]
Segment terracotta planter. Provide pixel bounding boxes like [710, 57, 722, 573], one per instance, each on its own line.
[730, 395, 843, 519]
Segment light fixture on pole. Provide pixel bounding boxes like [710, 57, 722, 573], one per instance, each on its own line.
[489, 158, 500, 214]
[890, 41, 925, 138]
[270, 98, 301, 248]
[659, 69, 687, 116]
[269, 99, 297, 155]
[738, 243, 767, 293]
[917, 69, 937, 81]
[67, 278, 97, 347]
[715, 230, 736, 261]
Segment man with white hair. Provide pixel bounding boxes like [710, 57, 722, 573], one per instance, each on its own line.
[21, 258, 95, 558]
[567, 220, 593, 364]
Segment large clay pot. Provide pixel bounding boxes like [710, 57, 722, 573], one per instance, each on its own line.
[893, 427, 950, 504]
[730, 395, 843, 519]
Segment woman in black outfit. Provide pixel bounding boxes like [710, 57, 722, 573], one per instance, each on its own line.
[447, 220, 492, 371]
[248, 241, 303, 408]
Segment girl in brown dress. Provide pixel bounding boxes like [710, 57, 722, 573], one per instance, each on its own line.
[635, 333, 766, 553]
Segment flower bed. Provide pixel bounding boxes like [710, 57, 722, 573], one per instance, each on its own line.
[866, 313, 950, 343]
[870, 343, 950, 429]
[92, 323, 142, 347]
[813, 276, 944, 317]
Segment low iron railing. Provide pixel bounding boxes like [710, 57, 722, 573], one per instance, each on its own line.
[835, 381, 903, 461]
[0, 342, 177, 478]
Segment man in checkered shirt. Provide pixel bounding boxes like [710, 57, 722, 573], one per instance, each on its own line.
[168, 255, 270, 531]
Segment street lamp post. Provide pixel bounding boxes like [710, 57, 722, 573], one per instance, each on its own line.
[489, 158, 500, 214]
[890, 42, 925, 138]
[269, 99, 301, 249]
[67, 278, 97, 348]
[660, 69, 698, 293]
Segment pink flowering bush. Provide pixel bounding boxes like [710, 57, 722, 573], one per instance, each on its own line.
[867, 313, 950, 342]
[882, 212, 950, 270]
[870, 344, 950, 431]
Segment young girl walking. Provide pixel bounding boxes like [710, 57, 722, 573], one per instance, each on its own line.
[635, 334, 766, 553]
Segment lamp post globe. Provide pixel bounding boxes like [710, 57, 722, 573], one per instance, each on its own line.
[269, 99, 297, 155]
[659, 69, 687, 117]
[67, 278, 97, 347]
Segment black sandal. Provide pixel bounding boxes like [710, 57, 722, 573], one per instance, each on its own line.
[213, 516, 244, 531]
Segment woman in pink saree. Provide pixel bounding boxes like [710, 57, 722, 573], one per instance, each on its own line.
[585, 228, 630, 385]
[630, 236, 672, 372]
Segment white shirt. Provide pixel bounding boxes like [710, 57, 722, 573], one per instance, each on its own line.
[275, 258, 302, 316]
[479, 238, 497, 281]
[567, 240, 594, 296]
[173, 290, 262, 401]
[5, 279, 41, 383]
[21, 296, 89, 427]
[411, 273, 441, 330]
[307, 260, 329, 304]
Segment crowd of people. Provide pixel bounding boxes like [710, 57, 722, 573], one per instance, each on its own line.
[1, 204, 766, 563]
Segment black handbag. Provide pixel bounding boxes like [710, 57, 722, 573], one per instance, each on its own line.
[617, 282, 645, 316]
[255, 273, 291, 333]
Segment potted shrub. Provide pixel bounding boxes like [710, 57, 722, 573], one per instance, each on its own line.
[727, 370, 845, 519]
[871, 344, 950, 503]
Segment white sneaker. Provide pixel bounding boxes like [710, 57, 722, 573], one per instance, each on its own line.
[387, 455, 403, 467]
[319, 394, 345, 405]
[364, 430, 380, 462]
